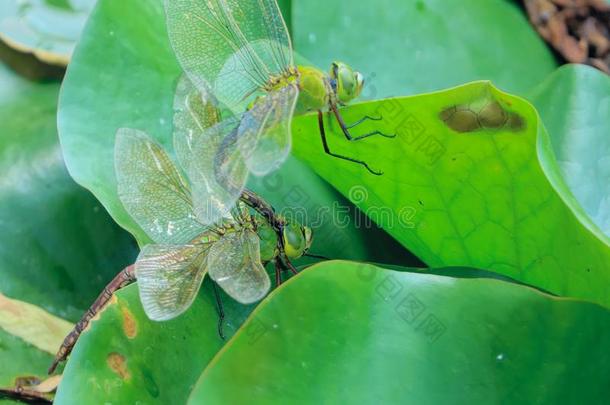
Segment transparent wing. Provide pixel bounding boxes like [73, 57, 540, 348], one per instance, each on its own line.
[237, 83, 298, 176]
[165, 0, 294, 111]
[135, 242, 211, 321]
[207, 229, 270, 304]
[173, 74, 223, 171]
[115, 128, 205, 244]
[173, 75, 248, 226]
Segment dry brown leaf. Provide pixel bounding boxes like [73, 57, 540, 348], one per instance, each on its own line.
[524, 0, 610, 74]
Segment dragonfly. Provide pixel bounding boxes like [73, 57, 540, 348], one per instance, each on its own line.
[164, 0, 395, 227]
[48, 127, 313, 373]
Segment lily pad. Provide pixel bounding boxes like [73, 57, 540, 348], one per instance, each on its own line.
[190, 261, 610, 404]
[0, 331, 55, 404]
[0, 62, 136, 321]
[0, 0, 96, 66]
[58, 0, 417, 265]
[53, 281, 247, 404]
[291, 81, 610, 308]
[293, 0, 557, 97]
[528, 64, 610, 237]
[0, 295, 72, 404]
[52, 261, 546, 404]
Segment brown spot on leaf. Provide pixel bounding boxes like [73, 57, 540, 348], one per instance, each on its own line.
[440, 96, 525, 133]
[506, 113, 525, 131]
[440, 107, 480, 132]
[479, 101, 508, 128]
[121, 306, 138, 339]
[107, 352, 131, 380]
[439, 105, 456, 121]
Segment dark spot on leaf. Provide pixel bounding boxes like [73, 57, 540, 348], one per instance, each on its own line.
[107, 352, 131, 380]
[439, 105, 456, 122]
[479, 101, 508, 128]
[141, 367, 160, 398]
[418, 200, 424, 206]
[440, 94, 525, 133]
[440, 107, 480, 132]
[506, 112, 525, 131]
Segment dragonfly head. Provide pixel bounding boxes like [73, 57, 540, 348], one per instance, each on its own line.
[330, 61, 364, 105]
[282, 222, 313, 259]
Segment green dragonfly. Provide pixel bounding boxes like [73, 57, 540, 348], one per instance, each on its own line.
[115, 127, 313, 314]
[48, 127, 313, 373]
[165, 0, 394, 226]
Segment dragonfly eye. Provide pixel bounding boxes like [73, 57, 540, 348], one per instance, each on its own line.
[330, 61, 362, 104]
[282, 222, 308, 259]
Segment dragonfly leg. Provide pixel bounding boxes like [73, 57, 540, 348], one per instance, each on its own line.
[331, 104, 395, 141]
[274, 259, 283, 287]
[304, 252, 331, 260]
[211, 281, 226, 340]
[345, 114, 383, 129]
[318, 110, 383, 176]
[48, 265, 136, 374]
[278, 252, 299, 276]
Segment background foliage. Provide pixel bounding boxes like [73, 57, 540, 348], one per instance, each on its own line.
[1, 0, 609, 403]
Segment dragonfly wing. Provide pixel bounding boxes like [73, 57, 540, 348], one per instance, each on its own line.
[115, 128, 205, 244]
[173, 74, 249, 226]
[207, 229, 270, 304]
[173, 74, 222, 171]
[165, 0, 293, 111]
[188, 116, 248, 226]
[135, 242, 211, 321]
[237, 83, 298, 176]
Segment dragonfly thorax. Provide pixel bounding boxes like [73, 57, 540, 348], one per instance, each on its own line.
[254, 218, 280, 262]
[293, 63, 364, 114]
[263, 66, 299, 92]
[293, 65, 332, 114]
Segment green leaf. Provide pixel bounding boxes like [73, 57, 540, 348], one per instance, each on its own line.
[0, 330, 54, 403]
[0, 0, 96, 66]
[528, 64, 610, 237]
[190, 261, 610, 404]
[52, 262, 547, 404]
[293, 0, 557, 97]
[54, 280, 251, 404]
[58, 0, 417, 265]
[0, 296, 71, 403]
[0, 62, 136, 321]
[291, 81, 610, 308]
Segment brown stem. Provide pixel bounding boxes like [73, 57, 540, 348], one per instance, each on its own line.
[0, 388, 52, 404]
[48, 265, 136, 374]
